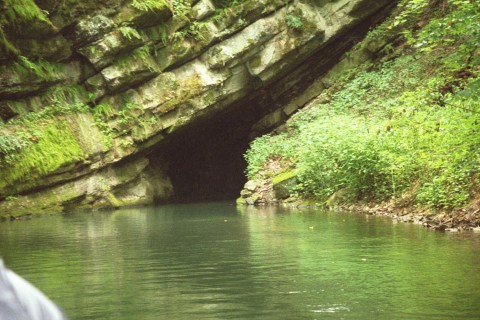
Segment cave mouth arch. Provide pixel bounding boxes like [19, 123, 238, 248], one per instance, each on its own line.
[150, 97, 270, 203]
[145, 4, 394, 204]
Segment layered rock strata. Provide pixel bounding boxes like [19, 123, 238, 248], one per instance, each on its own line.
[0, 0, 393, 218]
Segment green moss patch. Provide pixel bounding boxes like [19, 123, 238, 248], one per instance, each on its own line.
[0, 118, 86, 194]
[272, 170, 296, 185]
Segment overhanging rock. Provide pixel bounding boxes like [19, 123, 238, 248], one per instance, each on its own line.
[0, 0, 394, 218]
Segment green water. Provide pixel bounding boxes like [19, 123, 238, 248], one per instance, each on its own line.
[0, 202, 479, 319]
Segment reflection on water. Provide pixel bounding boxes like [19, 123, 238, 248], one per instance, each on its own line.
[0, 202, 479, 319]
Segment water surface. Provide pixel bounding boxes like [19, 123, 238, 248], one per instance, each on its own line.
[0, 202, 479, 319]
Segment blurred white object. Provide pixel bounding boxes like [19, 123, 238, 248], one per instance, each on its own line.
[0, 259, 67, 320]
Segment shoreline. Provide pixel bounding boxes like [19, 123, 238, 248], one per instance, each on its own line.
[238, 186, 480, 232]
[337, 202, 480, 232]
[238, 178, 480, 232]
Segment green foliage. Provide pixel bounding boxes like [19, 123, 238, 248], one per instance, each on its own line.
[284, 0, 304, 31]
[457, 79, 480, 101]
[0, 133, 30, 163]
[113, 46, 159, 73]
[4, 0, 51, 26]
[92, 103, 114, 147]
[285, 14, 303, 30]
[0, 88, 115, 190]
[43, 84, 88, 106]
[171, 0, 189, 18]
[245, 133, 296, 178]
[131, 0, 168, 12]
[92, 95, 145, 146]
[394, 0, 480, 71]
[329, 56, 426, 116]
[170, 21, 210, 44]
[93, 103, 114, 120]
[245, 2, 480, 210]
[8, 102, 89, 126]
[392, 0, 429, 28]
[119, 96, 144, 124]
[0, 26, 19, 56]
[0, 120, 85, 192]
[131, 0, 190, 19]
[0, 97, 89, 164]
[133, 46, 159, 72]
[11, 56, 64, 81]
[247, 78, 479, 207]
[156, 24, 169, 45]
[413, 0, 480, 70]
[0, 0, 54, 55]
[119, 26, 142, 41]
[288, 114, 379, 200]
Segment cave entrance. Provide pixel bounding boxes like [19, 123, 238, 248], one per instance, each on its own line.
[145, 4, 392, 204]
[150, 97, 270, 203]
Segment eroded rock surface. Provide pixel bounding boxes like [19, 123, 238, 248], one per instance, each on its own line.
[0, 0, 393, 218]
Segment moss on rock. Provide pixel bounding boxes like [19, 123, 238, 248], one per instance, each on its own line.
[0, 119, 85, 194]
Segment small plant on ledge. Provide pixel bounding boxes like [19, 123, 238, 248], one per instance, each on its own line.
[285, 13, 303, 30]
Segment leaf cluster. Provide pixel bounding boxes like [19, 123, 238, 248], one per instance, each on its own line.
[285, 14, 303, 30]
[245, 5, 480, 209]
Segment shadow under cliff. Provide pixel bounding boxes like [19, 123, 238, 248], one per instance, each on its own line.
[149, 99, 262, 203]
[146, 2, 396, 204]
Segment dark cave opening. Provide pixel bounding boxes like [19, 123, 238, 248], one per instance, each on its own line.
[163, 117, 252, 203]
[145, 3, 395, 204]
[151, 97, 271, 203]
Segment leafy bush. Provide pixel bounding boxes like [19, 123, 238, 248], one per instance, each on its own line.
[400, 0, 480, 71]
[244, 0, 480, 209]
[245, 133, 296, 178]
[293, 114, 382, 200]
[0, 133, 30, 163]
[285, 14, 303, 30]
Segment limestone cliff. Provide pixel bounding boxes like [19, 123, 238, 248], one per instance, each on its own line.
[0, 0, 394, 218]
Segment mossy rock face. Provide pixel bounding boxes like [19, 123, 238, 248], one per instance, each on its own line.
[0, 156, 174, 219]
[115, 4, 173, 28]
[78, 29, 144, 70]
[272, 170, 297, 200]
[236, 196, 246, 205]
[191, 0, 216, 21]
[0, 113, 108, 197]
[325, 188, 352, 208]
[0, 0, 394, 217]
[2, 12, 57, 40]
[237, 179, 264, 205]
[0, 59, 85, 100]
[100, 52, 160, 93]
[0, 120, 85, 195]
[0, 101, 18, 121]
[11, 35, 72, 61]
[72, 15, 115, 46]
[46, 0, 122, 30]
